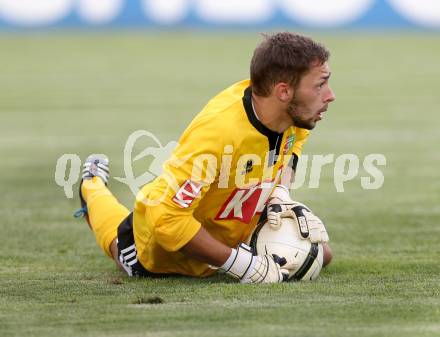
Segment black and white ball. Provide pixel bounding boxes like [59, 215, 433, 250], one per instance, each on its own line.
[247, 215, 324, 281]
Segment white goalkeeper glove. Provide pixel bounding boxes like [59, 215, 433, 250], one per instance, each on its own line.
[220, 243, 289, 283]
[267, 185, 329, 243]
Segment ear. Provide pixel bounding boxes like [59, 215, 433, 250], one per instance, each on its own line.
[274, 82, 294, 103]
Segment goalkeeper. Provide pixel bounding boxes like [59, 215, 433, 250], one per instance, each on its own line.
[77, 32, 335, 283]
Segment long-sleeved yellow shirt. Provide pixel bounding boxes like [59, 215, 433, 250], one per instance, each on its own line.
[133, 80, 309, 276]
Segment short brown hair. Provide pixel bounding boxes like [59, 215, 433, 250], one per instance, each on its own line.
[250, 32, 329, 96]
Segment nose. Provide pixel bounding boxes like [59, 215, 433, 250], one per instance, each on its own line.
[326, 87, 336, 103]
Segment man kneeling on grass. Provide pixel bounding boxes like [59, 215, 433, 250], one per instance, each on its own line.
[76, 32, 335, 283]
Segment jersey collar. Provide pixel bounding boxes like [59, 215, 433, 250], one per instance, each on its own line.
[242, 86, 283, 140]
[242, 86, 284, 165]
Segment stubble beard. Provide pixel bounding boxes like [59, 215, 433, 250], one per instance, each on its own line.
[287, 98, 316, 130]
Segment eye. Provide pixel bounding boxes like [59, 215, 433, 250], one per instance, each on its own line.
[317, 79, 328, 90]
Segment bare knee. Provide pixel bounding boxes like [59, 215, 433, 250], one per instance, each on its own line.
[110, 239, 124, 271]
[322, 243, 333, 267]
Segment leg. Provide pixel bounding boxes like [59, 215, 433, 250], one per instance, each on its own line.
[110, 239, 124, 270]
[81, 177, 129, 261]
[78, 154, 128, 266]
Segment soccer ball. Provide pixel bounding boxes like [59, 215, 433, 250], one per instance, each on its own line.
[247, 215, 324, 281]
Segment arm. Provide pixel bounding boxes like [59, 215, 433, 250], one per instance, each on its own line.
[181, 225, 287, 283]
[280, 163, 294, 189]
[268, 159, 296, 204]
[148, 182, 288, 282]
[268, 151, 329, 241]
[180, 226, 231, 267]
[267, 186, 332, 266]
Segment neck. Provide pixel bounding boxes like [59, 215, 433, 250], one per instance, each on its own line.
[251, 93, 291, 133]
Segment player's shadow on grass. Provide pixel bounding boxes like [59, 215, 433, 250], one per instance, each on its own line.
[110, 271, 235, 285]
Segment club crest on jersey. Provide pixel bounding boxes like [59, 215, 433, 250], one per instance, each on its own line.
[283, 135, 295, 154]
[172, 180, 202, 208]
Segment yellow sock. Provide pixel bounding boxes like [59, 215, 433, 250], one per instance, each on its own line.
[81, 177, 129, 258]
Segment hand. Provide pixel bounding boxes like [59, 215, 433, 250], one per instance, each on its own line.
[241, 253, 289, 284]
[266, 186, 329, 243]
[266, 185, 296, 229]
[268, 202, 329, 244]
[221, 243, 288, 283]
[297, 207, 329, 244]
[266, 202, 296, 230]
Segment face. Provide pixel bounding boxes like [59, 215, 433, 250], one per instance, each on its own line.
[287, 62, 335, 130]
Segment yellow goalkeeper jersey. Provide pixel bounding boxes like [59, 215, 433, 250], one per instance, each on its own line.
[133, 80, 309, 277]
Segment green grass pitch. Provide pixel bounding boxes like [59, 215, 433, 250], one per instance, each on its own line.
[0, 32, 439, 337]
